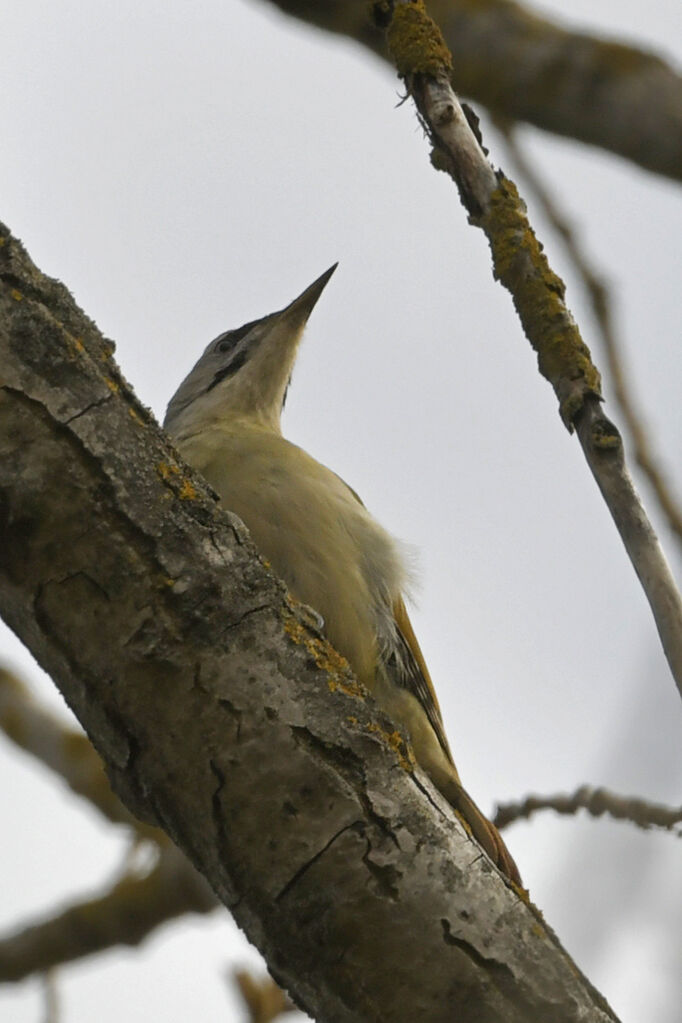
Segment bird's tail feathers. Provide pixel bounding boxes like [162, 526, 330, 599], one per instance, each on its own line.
[440, 777, 522, 887]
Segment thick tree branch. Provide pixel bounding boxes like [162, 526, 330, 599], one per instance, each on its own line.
[495, 786, 682, 834]
[262, 0, 682, 182]
[379, 1, 682, 701]
[0, 222, 619, 1021]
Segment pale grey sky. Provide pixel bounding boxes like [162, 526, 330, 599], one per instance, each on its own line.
[1, 2, 681, 1021]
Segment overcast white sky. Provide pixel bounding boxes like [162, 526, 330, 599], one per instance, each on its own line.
[1, 2, 681, 1021]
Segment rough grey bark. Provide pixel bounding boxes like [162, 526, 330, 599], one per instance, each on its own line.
[0, 223, 619, 1021]
[261, 0, 682, 182]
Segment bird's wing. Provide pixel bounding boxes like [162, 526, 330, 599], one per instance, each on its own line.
[332, 472, 456, 769]
[334, 474, 522, 885]
[393, 598, 522, 884]
[390, 596, 459, 776]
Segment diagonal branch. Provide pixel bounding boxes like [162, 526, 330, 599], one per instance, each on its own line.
[497, 122, 682, 549]
[0, 665, 221, 973]
[0, 666, 157, 836]
[0, 846, 216, 982]
[261, 0, 682, 182]
[494, 786, 682, 834]
[378, 0, 682, 701]
[0, 220, 619, 1021]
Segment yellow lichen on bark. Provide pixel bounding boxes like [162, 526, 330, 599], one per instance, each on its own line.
[157, 461, 200, 500]
[366, 722, 415, 771]
[481, 178, 602, 424]
[386, 0, 452, 77]
[280, 607, 363, 698]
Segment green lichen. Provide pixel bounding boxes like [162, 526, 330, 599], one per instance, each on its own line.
[387, 0, 452, 78]
[480, 177, 602, 426]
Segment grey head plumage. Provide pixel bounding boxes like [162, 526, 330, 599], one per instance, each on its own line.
[164, 264, 337, 438]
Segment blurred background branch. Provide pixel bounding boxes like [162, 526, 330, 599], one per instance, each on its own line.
[234, 969, 296, 1023]
[0, 666, 218, 981]
[495, 786, 682, 834]
[0, 844, 217, 983]
[261, 0, 682, 181]
[0, 668, 158, 837]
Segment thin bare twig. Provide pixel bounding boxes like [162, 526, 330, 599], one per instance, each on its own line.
[379, 0, 682, 700]
[497, 121, 682, 548]
[494, 786, 682, 835]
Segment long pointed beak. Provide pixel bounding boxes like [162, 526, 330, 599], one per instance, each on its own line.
[281, 263, 338, 324]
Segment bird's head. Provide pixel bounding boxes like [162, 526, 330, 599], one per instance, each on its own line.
[164, 264, 337, 438]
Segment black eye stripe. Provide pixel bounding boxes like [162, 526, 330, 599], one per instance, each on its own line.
[213, 316, 268, 354]
[207, 349, 249, 391]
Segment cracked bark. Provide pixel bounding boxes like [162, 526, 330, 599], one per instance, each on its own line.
[0, 221, 618, 1021]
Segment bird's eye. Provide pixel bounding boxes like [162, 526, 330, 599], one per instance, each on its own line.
[213, 317, 261, 356]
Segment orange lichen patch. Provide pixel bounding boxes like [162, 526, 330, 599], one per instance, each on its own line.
[128, 407, 144, 425]
[281, 607, 364, 696]
[366, 722, 415, 772]
[157, 461, 180, 482]
[328, 674, 366, 700]
[157, 461, 199, 500]
[61, 335, 86, 362]
[104, 377, 120, 394]
[11, 289, 23, 301]
[177, 478, 198, 500]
